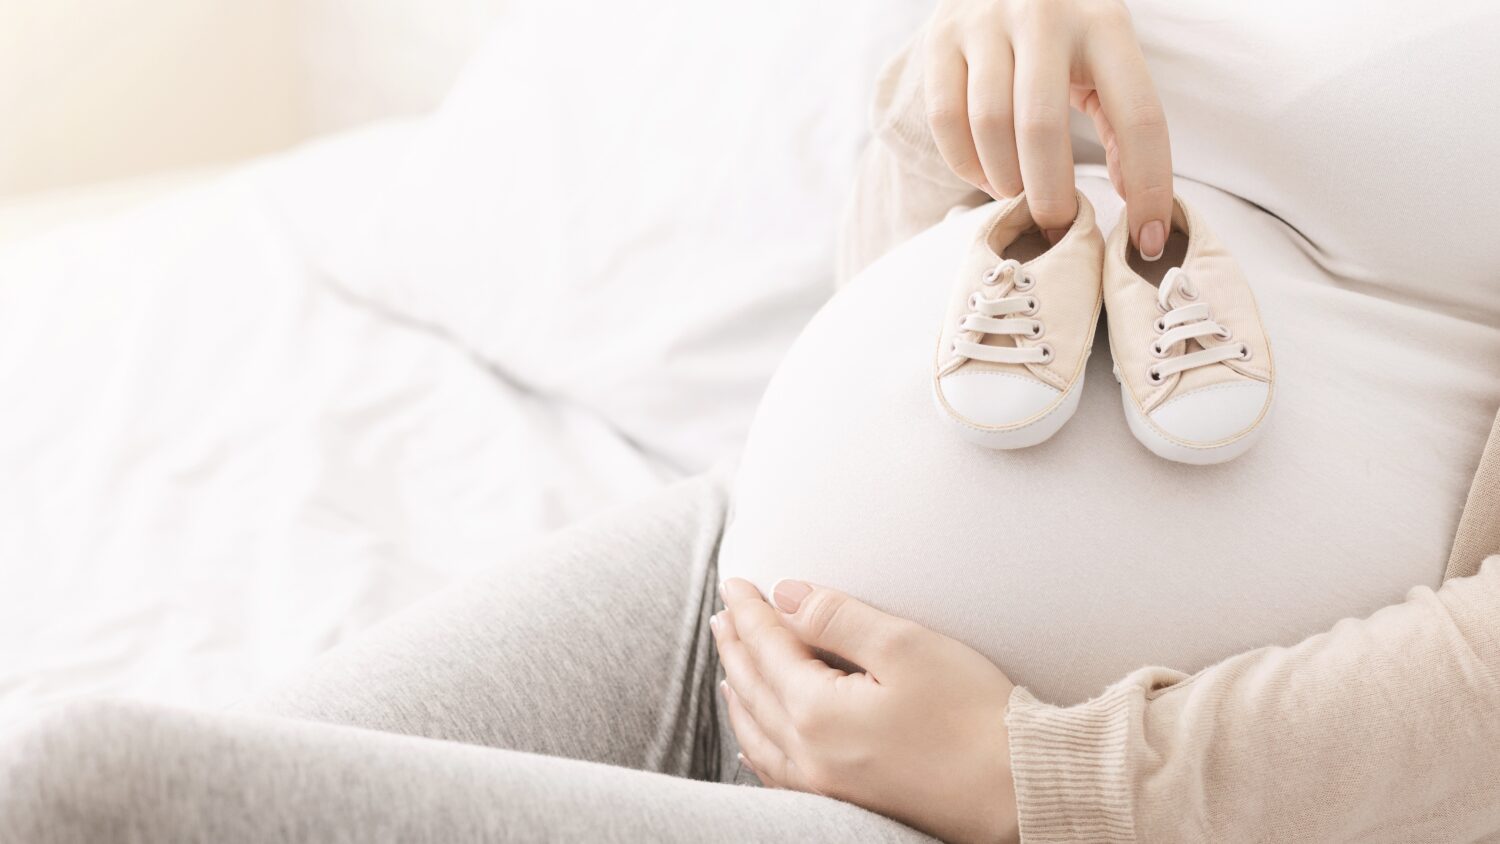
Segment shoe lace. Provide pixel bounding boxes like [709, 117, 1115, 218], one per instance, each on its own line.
[1146, 268, 1250, 384]
[952, 259, 1052, 364]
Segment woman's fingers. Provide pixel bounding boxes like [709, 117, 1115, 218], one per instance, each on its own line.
[924, 39, 989, 193]
[1075, 88, 1125, 200]
[737, 751, 773, 788]
[721, 681, 810, 791]
[1010, 18, 1077, 235]
[723, 681, 783, 785]
[1086, 13, 1173, 258]
[721, 579, 843, 681]
[718, 581, 845, 716]
[711, 609, 800, 752]
[924, 0, 1171, 256]
[769, 580, 930, 684]
[965, 45, 1023, 198]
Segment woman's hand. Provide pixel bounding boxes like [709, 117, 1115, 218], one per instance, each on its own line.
[924, 0, 1173, 257]
[712, 578, 1019, 844]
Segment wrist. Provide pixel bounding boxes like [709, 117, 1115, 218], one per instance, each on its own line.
[958, 699, 1021, 844]
[989, 711, 1021, 844]
[1005, 683, 1141, 843]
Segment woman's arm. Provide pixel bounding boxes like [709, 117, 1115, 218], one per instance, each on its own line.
[834, 133, 985, 286]
[716, 557, 1500, 842]
[834, 26, 987, 285]
[1005, 554, 1500, 842]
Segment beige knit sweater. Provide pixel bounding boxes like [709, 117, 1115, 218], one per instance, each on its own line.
[839, 38, 1500, 843]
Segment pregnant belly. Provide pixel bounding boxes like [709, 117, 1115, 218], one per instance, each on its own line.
[718, 180, 1497, 706]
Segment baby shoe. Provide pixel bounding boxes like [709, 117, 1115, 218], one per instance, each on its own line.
[1104, 195, 1274, 465]
[934, 192, 1104, 448]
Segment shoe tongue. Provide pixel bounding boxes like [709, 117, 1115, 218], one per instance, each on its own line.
[956, 197, 1058, 376]
[959, 261, 1030, 374]
[1127, 230, 1189, 289]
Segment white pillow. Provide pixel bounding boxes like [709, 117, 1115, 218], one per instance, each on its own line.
[295, 0, 511, 133]
[325, 1, 929, 471]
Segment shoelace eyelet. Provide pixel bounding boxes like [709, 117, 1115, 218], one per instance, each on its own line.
[981, 267, 1002, 285]
[1014, 274, 1036, 291]
[1149, 342, 1169, 359]
[1029, 321, 1046, 340]
[1022, 296, 1040, 316]
[1215, 326, 1233, 341]
[1037, 343, 1054, 364]
[1153, 318, 1167, 334]
[1148, 366, 1164, 383]
[1238, 343, 1252, 361]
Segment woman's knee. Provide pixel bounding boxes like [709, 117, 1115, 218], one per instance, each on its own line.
[0, 698, 171, 842]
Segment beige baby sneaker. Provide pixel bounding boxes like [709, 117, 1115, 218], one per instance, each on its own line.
[1104, 195, 1274, 465]
[934, 192, 1104, 448]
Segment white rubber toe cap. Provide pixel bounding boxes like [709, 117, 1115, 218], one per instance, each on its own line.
[935, 370, 1080, 450]
[1148, 381, 1271, 444]
[938, 371, 1061, 428]
[1122, 379, 1272, 465]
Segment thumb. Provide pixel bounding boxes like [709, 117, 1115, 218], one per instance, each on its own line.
[770, 580, 926, 680]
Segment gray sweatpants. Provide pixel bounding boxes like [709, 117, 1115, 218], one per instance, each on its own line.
[0, 472, 934, 843]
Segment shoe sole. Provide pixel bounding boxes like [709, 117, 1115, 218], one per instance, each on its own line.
[932, 371, 1086, 450]
[1113, 369, 1269, 465]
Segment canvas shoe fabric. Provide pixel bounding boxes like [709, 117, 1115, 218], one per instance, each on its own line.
[1104, 195, 1275, 465]
[933, 192, 1104, 448]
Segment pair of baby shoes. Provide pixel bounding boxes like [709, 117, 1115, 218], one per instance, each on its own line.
[933, 192, 1273, 465]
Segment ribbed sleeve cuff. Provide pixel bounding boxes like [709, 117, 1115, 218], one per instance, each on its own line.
[1005, 682, 1142, 843]
[867, 27, 971, 188]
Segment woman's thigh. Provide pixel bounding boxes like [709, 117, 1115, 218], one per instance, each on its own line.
[0, 699, 935, 843]
[244, 470, 729, 779]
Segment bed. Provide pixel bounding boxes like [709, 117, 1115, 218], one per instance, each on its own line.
[0, 1, 931, 722]
[0, 123, 682, 719]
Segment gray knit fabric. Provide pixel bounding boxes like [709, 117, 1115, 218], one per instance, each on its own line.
[0, 472, 933, 843]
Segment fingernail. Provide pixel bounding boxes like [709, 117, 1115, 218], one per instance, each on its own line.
[771, 579, 813, 613]
[719, 680, 728, 698]
[1140, 220, 1166, 261]
[718, 580, 727, 604]
[1044, 228, 1067, 245]
[709, 613, 721, 635]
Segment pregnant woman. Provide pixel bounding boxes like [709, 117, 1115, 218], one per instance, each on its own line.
[4, 1, 1499, 842]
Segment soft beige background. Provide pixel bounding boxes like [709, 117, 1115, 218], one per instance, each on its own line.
[0, 0, 507, 199]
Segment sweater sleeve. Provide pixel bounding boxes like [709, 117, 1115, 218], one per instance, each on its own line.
[835, 28, 987, 287]
[1003, 554, 1500, 843]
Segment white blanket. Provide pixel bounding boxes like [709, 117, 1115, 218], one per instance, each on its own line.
[0, 0, 930, 718]
[0, 124, 680, 720]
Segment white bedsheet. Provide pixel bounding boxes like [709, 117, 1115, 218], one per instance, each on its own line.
[0, 123, 682, 721]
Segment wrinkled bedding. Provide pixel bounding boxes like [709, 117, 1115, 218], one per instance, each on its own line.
[0, 124, 681, 720]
